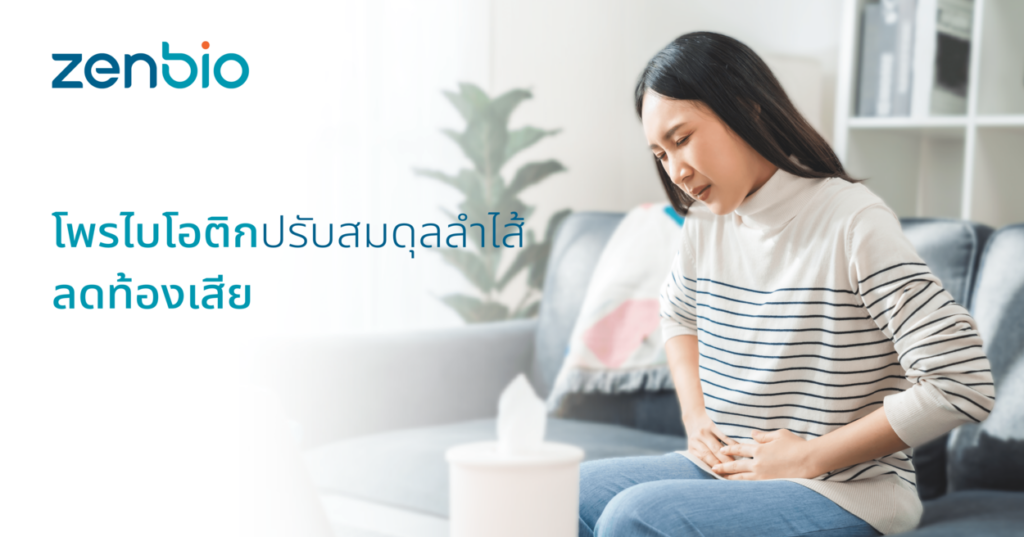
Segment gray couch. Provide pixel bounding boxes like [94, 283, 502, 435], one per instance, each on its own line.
[260, 212, 1024, 536]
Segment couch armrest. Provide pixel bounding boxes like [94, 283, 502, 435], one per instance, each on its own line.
[247, 319, 538, 448]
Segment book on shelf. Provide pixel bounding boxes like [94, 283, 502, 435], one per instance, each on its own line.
[857, 0, 917, 117]
[856, 0, 974, 119]
[931, 0, 973, 115]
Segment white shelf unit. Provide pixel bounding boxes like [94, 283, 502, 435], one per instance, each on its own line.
[834, 0, 1024, 229]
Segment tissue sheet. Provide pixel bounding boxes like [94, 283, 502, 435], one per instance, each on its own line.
[496, 373, 547, 455]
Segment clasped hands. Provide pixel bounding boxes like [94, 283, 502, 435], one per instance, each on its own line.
[685, 414, 822, 480]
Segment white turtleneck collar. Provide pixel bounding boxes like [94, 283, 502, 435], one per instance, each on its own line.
[731, 156, 828, 232]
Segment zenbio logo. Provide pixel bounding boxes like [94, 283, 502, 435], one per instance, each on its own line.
[52, 41, 249, 89]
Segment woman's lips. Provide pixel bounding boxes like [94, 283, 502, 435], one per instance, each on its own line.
[695, 184, 710, 201]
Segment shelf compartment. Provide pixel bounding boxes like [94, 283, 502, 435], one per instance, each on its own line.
[969, 125, 1024, 228]
[974, 0, 1024, 115]
[845, 127, 966, 218]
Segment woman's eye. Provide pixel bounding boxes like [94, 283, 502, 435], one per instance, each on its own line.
[676, 135, 691, 146]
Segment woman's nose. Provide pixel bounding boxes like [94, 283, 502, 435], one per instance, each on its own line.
[668, 159, 690, 186]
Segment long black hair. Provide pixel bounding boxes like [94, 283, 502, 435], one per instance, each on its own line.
[635, 31, 861, 215]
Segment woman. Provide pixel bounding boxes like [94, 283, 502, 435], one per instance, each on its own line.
[577, 32, 996, 537]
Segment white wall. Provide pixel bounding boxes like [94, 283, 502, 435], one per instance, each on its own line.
[491, 0, 844, 229]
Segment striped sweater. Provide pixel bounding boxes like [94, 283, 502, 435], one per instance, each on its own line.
[658, 164, 996, 535]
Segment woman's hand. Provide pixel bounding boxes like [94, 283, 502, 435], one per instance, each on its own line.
[711, 429, 822, 480]
[683, 411, 740, 467]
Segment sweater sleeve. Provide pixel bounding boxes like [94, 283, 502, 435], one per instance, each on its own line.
[848, 205, 997, 448]
[659, 231, 698, 343]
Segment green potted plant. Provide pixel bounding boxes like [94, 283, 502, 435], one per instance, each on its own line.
[414, 82, 571, 323]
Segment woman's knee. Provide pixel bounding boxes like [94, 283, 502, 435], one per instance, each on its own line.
[578, 455, 659, 507]
[579, 454, 701, 536]
[593, 481, 700, 537]
[579, 456, 657, 536]
[577, 459, 618, 536]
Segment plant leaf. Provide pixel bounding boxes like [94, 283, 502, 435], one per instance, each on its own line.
[491, 88, 533, 127]
[437, 248, 493, 293]
[505, 126, 560, 163]
[440, 85, 510, 180]
[466, 114, 505, 183]
[418, 168, 487, 216]
[413, 167, 456, 185]
[426, 83, 569, 322]
[543, 208, 573, 243]
[504, 160, 566, 201]
[443, 83, 491, 122]
[483, 88, 532, 173]
[445, 121, 507, 185]
[455, 199, 493, 233]
[442, 90, 474, 123]
[441, 85, 535, 197]
[439, 293, 509, 323]
[512, 299, 541, 319]
[440, 128, 485, 172]
[458, 82, 491, 112]
[482, 243, 502, 276]
[490, 197, 531, 226]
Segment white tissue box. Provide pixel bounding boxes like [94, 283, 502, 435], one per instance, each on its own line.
[445, 441, 585, 537]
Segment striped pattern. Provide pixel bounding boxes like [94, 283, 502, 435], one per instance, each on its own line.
[659, 204, 996, 492]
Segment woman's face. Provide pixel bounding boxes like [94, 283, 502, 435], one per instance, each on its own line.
[641, 90, 777, 216]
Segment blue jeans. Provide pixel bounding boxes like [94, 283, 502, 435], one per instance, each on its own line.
[579, 452, 882, 537]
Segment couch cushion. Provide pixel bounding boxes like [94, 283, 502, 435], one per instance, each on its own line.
[531, 212, 625, 399]
[895, 490, 1024, 536]
[532, 212, 688, 437]
[899, 218, 992, 310]
[551, 391, 685, 436]
[897, 218, 994, 501]
[303, 417, 687, 518]
[947, 224, 1024, 494]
